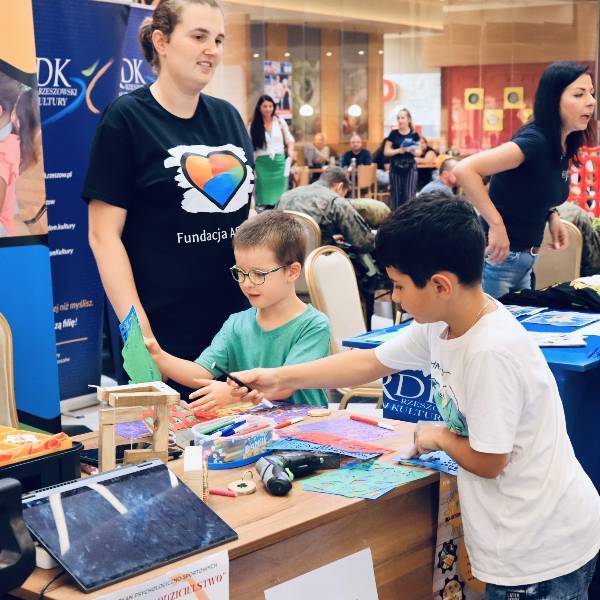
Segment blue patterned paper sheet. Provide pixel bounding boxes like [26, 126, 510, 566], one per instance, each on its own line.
[522, 310, 600, 327]
[268, 439, 380, 461]
[395, 450, 458, 476]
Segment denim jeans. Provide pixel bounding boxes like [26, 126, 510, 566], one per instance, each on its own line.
[482, 250, 538, 299]
[486, 554, 598, 599]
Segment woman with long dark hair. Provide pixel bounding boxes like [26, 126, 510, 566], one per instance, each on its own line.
[249, 94, 294, 209]
[383, 107, 421, 209]
[455, 61, 596, 298]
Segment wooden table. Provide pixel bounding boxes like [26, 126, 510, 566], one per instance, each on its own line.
[13, 414, 439, 599]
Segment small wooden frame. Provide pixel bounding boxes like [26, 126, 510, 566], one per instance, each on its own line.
[97, 381, 179, 472]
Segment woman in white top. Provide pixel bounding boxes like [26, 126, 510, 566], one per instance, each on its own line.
[249, 94, 294, 208]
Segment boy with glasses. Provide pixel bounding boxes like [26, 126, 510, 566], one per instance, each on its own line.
[146, 211, 330, 410]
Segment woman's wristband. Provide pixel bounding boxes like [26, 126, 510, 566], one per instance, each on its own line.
[547, 207, 559, 220]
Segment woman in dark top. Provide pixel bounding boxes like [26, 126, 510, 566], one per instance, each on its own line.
[384, 108, 421, 209]
[83, 0, 254, 384]
[455, 62, 596, 298]
[416, 137, 439, 191]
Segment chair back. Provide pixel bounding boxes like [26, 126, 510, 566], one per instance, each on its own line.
[534, 220, 583, 289]
[305, 246, 366, 354]
[0, 313, 19, 428]
[356, 164, 376, 196]
[282, 210, 322, 295]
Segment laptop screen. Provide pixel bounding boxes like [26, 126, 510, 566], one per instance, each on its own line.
[22, 460, 237, 592]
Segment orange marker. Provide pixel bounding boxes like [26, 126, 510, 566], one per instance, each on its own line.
[350, 414, 395, 431]
[274, 417, 304, 429]
[237, 423, 270, 435]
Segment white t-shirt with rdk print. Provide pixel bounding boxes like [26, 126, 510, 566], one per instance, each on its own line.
[375, 300, 600, 586]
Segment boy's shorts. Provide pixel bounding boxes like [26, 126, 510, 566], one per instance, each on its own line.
[485, 554, 598, 600]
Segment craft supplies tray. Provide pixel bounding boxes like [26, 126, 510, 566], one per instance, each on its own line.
[192, 415, 275, 469]
[0, 441, 82, 493]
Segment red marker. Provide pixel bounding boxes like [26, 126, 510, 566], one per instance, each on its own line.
[350, 414, 395, 431]
[274, 417, 305, 429]
[209, 488, 237, 498]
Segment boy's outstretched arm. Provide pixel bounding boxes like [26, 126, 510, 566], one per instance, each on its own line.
[230, 348, 395, 398]
[145, 336, 213, 388]
[407, 425, 509, 479]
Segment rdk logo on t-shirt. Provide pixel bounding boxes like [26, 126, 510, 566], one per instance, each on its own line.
[164, 144, 253, 214]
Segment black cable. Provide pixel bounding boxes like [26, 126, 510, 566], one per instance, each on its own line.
[38, 568, 66, 599]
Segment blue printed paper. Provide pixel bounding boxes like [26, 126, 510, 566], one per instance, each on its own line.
[395, 450, 458, 476]
[522, 311, 600, 327]
[504, 305, 547, 319]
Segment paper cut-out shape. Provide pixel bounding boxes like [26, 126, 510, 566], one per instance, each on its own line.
[119, 307, 161, 384]
[280, 431, 394, 455]
[268, 438, 380, 461]
[396, 450, 458, 476]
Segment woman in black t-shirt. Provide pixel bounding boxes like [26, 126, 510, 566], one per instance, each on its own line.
[416, 137, 439, 191]
[455, 62, 596, 298]
[384, 108, 421, 209]
[83, 0, 254, 380]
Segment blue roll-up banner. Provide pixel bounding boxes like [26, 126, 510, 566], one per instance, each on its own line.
[33, 0, 128, 400]
[120, 4, 155, 96]
[0, 1, 61, 432]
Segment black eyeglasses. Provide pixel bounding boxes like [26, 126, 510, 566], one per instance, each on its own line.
[230, 264, 289, 285]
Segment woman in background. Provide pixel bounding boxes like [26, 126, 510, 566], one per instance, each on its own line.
[250, 94, 294, 210]
[455, 61, 596, 298]
[384, 108, 421, 209]
[416, 136, 438, 191]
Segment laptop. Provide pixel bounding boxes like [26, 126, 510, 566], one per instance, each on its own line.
[22, 460, 237, 593]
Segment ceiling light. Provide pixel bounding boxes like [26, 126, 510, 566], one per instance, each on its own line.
[253, 53, 260, 58]
[348, 104, 362, 117]
[378, 49, 384, 55]
[284, 52, 290, 57]
[299, 104, 314, 117]
[325, 51, 333, 57]
[358, 50, 365, 56]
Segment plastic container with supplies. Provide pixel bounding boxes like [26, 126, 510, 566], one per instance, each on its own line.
[192, 415, 275, 469]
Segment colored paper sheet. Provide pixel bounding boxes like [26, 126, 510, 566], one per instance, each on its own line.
[396, 450, 458, 476]
[267, 439, 381, 461]
[115, 421, 152, 440]
[522, 310, 600, 327]
[302, 461, 429, 500]
[504, 305, 547, 319]
[365, 330, 401, 344]
[281, 431, 394, 455]
[296, 418, 396, 442]
[120, 308, 161, 384]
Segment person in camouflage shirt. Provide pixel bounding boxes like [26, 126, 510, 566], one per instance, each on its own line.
[277, 167, 389, 322]
[277, 167, 374, 251]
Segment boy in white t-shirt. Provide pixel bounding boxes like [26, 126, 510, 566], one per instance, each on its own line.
[229, 194, 600, 598]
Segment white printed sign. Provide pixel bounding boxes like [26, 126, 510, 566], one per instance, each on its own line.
[97, 550, 229, 600]
[264, 548, 378, 600]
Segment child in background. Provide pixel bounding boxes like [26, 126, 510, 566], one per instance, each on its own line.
[0, 73, 38, 237]
[147, 211, 330, 410]
[230, 194, 599, 599]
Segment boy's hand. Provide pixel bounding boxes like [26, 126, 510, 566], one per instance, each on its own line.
[188, 379, 263, 413]
[227, 368, 281, 399]
[413, 423, 445, 455]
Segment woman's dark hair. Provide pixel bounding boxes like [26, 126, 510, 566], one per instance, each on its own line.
[532, 61, 595, 160]
[250, 95, 276, 151]
[0, 73, 39, 171]
[376, 192, 485, 287]
[139, 0, 222, 73]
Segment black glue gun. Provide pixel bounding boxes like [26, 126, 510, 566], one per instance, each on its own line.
[255, 451, 340, 496]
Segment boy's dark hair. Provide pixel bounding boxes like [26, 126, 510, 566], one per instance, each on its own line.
[376, 193, 485, 287]
[318, 166, 351, 190]
[233, 211, 307, 266]
[532, 61, 595, 160]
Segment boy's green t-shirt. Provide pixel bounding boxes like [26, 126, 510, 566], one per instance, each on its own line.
[195, 305, 330, 407]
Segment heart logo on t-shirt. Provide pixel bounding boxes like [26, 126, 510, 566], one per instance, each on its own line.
[180, 151, 246, 210]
